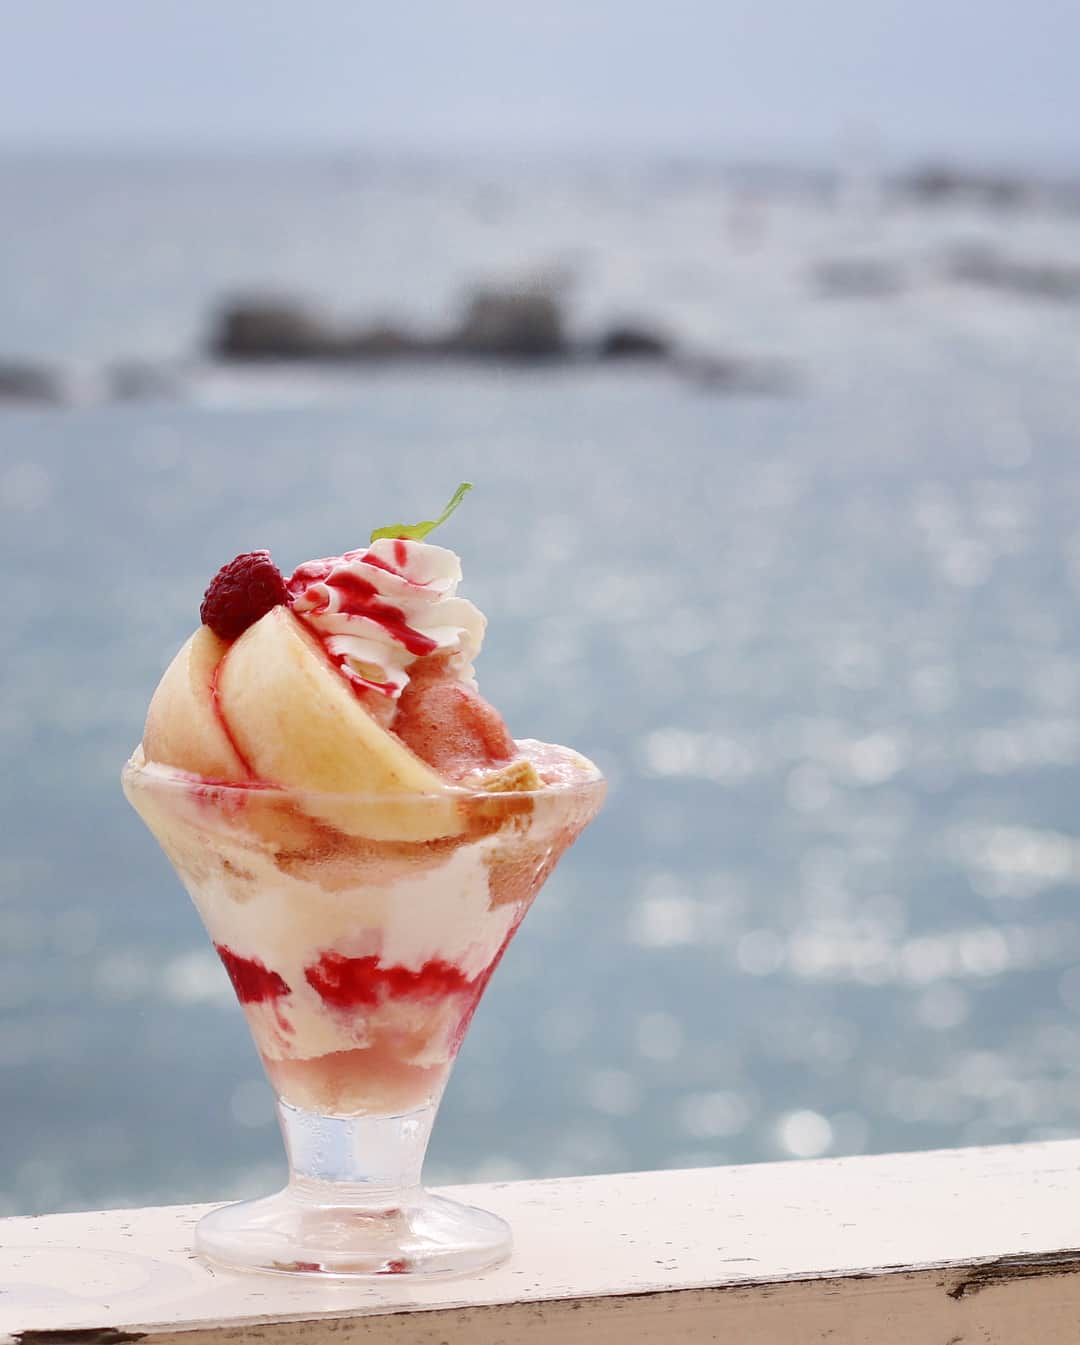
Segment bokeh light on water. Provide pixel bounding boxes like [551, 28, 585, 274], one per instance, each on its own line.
[4, 158, 1080, 1212]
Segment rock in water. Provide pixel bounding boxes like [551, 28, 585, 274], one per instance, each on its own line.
[597, 324, 673, 359]
[448, 287, 566, 359]
[0, 362, 67, 404]
[945, 245, 1080, 302]
[212, 299, 343, 360]
[339, 324, 431, 359]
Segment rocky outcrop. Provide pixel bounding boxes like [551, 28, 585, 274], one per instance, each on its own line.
[0, 361, 67, 404]
[212, 299, 345, 360]
[445, 287, 566, 359]
[597, 324, 673, 359]
[214, 288, 570, 362]
[204, 286, 800, 396]
[339, 324, 430, 359]
[898, 164, 1030, 209]
[0, 281, 804, 416]
[944, 244, 1080, 301]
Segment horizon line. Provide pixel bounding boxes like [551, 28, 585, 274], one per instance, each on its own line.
[0, 135, 1079, 175]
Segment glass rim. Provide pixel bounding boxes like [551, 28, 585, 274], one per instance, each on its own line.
[121, 752, 606, 806]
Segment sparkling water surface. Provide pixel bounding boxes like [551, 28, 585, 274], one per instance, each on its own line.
[3, 156, 1080, 1214]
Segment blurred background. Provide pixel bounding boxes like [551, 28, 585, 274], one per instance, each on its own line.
[4, 1, 1080, 1215]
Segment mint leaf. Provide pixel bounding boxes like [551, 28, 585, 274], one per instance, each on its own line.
[370, 482, 474, 544]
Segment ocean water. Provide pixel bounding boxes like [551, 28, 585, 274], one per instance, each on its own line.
[4, 155, 1080, 1215]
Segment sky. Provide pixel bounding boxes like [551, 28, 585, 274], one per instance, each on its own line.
[1, 1, 1078, 165]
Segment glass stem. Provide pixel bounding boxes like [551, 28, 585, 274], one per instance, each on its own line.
[278, 1099, 438, 1205]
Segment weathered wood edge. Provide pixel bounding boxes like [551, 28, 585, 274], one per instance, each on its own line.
[11, 1247, 1080, 1345]
[9, 1144, 1080, 1345]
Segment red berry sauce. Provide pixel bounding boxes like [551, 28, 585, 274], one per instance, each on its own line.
[216, 945, 291, 1004]
[303, 952, 475, 1010]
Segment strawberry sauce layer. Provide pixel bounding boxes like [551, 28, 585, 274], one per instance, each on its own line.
[304, 951, 476, 1010]
[216, 944, 291, 1003]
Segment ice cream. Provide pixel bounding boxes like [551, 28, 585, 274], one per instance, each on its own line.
[123, 488, 603, 1119]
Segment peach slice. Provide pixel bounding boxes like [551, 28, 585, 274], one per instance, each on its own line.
[217, 606, 445, 792]
[216, 606, 462, 842]
[143, 627, 247, 781]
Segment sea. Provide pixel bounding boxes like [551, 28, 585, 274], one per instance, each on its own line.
[3, 152, 1080, 1216]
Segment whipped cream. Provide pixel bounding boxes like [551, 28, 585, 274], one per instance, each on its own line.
[288, 538, 484, 699]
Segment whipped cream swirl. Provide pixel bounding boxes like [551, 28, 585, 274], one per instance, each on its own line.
[287, 538, 484, 698]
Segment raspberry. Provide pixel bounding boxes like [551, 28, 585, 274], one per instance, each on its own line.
[200, 550, 288, 641]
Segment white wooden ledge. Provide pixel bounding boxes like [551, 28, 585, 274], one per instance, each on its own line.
[4, 1141, 1080, 1344]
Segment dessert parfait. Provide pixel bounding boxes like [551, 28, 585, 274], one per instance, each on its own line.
[122, 486, 604, 1276]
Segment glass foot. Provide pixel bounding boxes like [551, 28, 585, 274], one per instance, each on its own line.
[195, 1184, 512, 1278]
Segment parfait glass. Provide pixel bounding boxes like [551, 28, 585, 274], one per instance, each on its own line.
[122, 756, 604, 1278]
